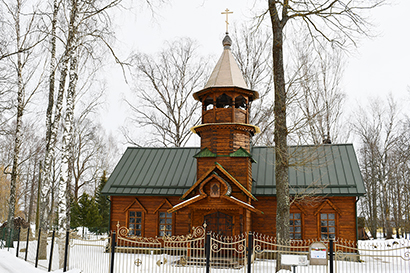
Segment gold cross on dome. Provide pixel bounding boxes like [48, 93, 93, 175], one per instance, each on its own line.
[221, 8, 233, 33]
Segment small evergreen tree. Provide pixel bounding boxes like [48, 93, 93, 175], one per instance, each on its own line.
[70, 192, 102, 236]
[95, 171, 110, 234]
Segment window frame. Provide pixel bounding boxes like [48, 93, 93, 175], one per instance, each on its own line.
[126, 210, 144, 236]
[314, 199, 341, 240]
[158, 211, 174, 237]
[289, 212, 303, 240]
[319, 212, 337, 240]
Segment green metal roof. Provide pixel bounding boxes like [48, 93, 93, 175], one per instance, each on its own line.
[102, 144, 365, 197]
[251, 144, 365, 196]
[102, 147, 199, 196]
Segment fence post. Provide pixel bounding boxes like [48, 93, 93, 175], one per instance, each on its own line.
[1, 227, 5, 248]
[205, 233, 211, 273]
[48, 230, 56, 272]
[63, 230, 70, 272]
[7, 227, 13, 250]
[35, 228, 41, 268]
[25, 227, 30, 261]
[16, 227, 21, 257]
[329, 239, 334, 273]
[247, 232, 253, 273]
[110, 231, 116, 273]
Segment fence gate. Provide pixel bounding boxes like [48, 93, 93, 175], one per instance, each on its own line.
[209, 233, 247, 272]
[113, 224, 207, 273]
[69, 234, 110, 273]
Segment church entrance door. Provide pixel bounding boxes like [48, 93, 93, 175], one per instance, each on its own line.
[204, 211, 233, 236]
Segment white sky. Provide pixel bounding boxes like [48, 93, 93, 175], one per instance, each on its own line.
[101, 0, 410, 148]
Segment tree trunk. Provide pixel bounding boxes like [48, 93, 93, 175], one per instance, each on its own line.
[7, 0, 23, 241]
[58, 0, 79, 232]
[27, 159, 37, 224]
[268, 1, 290, 271]
[41, 0, 61, 230]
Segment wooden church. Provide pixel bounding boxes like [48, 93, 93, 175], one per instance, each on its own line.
[102, 33, 365, 242]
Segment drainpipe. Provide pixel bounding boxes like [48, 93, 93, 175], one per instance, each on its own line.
[108, 197, 112, 233]
[355, 197, 359, 241]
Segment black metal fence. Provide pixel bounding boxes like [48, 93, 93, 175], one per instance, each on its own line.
[1, 227, 74, 272]
[2, 226, 409, 273]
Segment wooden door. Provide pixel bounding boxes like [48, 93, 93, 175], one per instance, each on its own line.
[204, 211, 233, 236]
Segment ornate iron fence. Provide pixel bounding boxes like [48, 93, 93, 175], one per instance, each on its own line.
[252, 233, 328, 273]
[6, 225, 410, 273]
[334, 238, 410, 273]
[113, 223, 208, 273]
[69, 234, 110, 273]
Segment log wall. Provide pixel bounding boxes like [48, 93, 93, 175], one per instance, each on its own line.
[110, 195, 357, 241]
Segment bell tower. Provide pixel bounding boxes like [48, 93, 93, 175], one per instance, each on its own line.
[191, 33, 260, 191]
[169, 29, 263, 236]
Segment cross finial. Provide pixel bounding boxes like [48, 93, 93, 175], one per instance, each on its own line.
[221, 8, 233, 33]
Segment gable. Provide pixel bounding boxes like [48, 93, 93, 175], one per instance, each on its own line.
[181, 162, 257, 201]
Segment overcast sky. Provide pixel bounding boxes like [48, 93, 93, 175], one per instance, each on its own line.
[102, 0, 410, 148]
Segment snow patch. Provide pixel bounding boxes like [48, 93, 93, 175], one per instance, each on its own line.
[172, 195, 201, 209]
[230, 196, 255, 208]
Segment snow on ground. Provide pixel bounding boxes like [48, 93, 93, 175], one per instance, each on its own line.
[1, 237, 409, 273]
[0, 247, 80, 273]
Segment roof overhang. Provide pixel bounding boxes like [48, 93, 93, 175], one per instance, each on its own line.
[191, 123, 261, 135]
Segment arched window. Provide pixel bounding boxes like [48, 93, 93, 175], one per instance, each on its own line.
[216, 94, 232, 108]
[204, 97, 214, 111]
[235, 95, 247, 110]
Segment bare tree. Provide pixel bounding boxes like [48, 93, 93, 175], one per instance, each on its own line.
[263, 1, 383, 269]
[40, 0, 124, 232]
[230, 23, 275, 145]
[287, 35, 347, 145]
[231, 23, 347, 146]
[1, 0, 44, 236]
[353, 95, 401, 239]
[125, 38, 210, 147]
[71, 113, 118, 201]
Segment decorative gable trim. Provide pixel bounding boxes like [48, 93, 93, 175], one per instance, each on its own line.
[194, 147, 217, 158]
[314, 199, 341, 216]
[293, 202, 308, 215]
[215, 162, 257, 201]
[123, 198, 147, 213]
[198, 173, 232, 196]
[153, 198, 173, 214]
[181, 165, 217, 200]
[181, 162, 257, 201]
[229, 147, 256, 163]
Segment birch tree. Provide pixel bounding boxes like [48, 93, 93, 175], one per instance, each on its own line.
[40, 0, 123, 232]
[1, 0, 43, 237]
